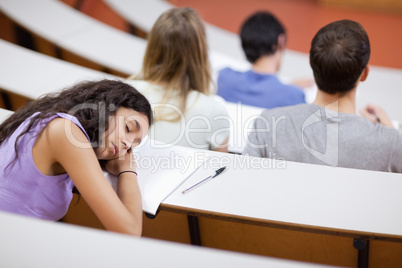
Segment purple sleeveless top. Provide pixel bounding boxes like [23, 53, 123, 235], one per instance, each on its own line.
[0, 113, 89, 220]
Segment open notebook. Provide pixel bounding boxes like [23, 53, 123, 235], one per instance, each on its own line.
[106, 140, 209, 215]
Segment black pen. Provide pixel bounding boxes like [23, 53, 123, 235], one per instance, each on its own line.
[182, 166, 227, 194]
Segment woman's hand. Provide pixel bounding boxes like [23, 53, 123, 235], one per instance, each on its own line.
[104, 149, 137, 176]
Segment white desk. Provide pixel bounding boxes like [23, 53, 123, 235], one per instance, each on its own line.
[160, 149, 402, 242]
[59, 22, 145, 75]
[0, 108, 13, 123]
[0, 39, 115, 99]
[0, 0, 146, 75]
[0, 211, 335, 268]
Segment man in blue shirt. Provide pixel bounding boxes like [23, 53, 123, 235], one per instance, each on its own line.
[217, 11, 306, 109]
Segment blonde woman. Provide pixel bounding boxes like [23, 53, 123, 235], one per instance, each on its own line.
[127, 8, 230, 152]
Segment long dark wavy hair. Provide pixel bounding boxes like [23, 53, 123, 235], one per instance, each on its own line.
[0, 79, 153, 161]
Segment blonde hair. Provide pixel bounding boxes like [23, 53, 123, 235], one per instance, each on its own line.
[129, 7, 212, 121]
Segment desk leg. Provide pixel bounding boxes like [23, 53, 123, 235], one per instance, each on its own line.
[187, 215, 201, 246]
[353, 238, 369, 268]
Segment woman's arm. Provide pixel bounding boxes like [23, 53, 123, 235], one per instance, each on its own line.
[46, 118, 142, 236]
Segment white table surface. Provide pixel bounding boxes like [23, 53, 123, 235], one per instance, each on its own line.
[59, 22, 146, 75]
[163, 150, 402, 240]
[0, 0, 146, 75]
[0, 211, 336, 268]
[0, 39, 116, 99]
[0, 0, 87, 41]
[0, 108, 13, 123]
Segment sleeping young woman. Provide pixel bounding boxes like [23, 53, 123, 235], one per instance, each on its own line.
[0, 79, 153, 236]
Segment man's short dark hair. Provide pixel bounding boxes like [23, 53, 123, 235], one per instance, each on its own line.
[310, 20, 370, 94]
[240, 11, 285, 63]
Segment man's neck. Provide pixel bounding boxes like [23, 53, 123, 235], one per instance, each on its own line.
[251, 52, 281, 74]
[313, 88, 357, 114]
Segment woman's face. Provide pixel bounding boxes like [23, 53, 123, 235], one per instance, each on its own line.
[95, 107, 150, 160]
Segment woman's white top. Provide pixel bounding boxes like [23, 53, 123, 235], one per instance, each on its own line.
[126, 80, 230, 150]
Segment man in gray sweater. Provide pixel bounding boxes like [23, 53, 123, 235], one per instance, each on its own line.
[243, 20, 402, 172]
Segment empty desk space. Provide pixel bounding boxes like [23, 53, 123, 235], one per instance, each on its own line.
[0, 108, 13, 122]
[0, 39, 115, 110]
